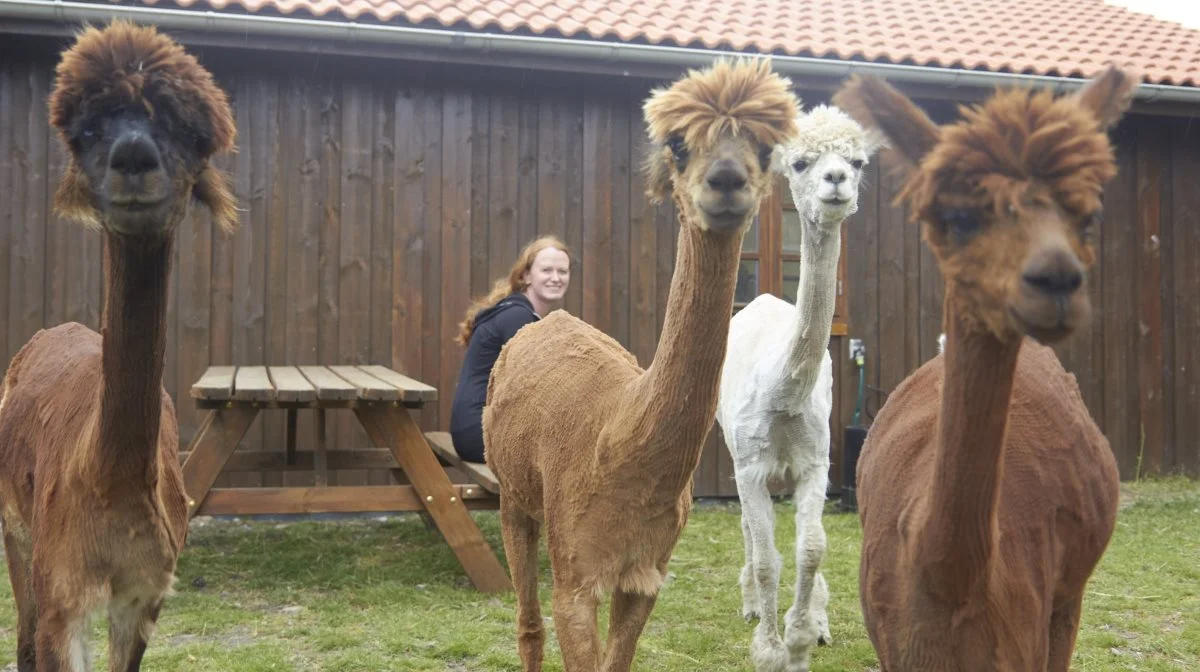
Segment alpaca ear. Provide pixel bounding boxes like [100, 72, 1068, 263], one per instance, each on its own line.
[832, 74, 939, 168]
[862, 127, 889, 159]
[1073, 65, 1138, 129]
[52, 158, 101, 230]
[193, 164, 240, 235]
[641, 142, 673, 205]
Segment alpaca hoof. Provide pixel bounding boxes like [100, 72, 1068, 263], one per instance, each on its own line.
[750, 628, 788, 672]
[817, 635, 829, 646]
[743, 607, 760, 623]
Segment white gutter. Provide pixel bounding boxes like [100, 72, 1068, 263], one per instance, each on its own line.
[3, 0, 1198, 104]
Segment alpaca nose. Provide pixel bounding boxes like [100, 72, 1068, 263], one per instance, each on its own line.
[108, 132, 161, 175]
[1022, 248, 1084, 297]
[824, 168, 847, 185]
[705, 158, 748, 193]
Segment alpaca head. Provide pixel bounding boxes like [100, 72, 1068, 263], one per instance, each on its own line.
[775, 104, 884, 231]
[833, 66, 1137, 344]
[48, 19, 238, 239]
[642, 57, 801, 235]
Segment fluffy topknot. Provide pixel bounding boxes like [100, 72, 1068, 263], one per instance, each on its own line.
[901, 87, 1121, 223]
[48, 19, 235, 159]
[643, 57, 801, 151]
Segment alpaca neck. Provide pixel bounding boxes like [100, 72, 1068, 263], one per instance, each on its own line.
[915, 297, 1021, 602]
[95, 233, 174, 489]
[785, 214, 842, 390]
[633, 206, 743, 489]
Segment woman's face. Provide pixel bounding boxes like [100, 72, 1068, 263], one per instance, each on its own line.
[522, 247, 570, 304]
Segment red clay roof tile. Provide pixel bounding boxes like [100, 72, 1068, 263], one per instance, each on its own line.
[131, 0, 1200, 86]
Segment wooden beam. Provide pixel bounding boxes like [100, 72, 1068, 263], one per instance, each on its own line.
[355, 406, 511, 592]
[177, 448, 401, 472]
[357, 365, 438, 403]
[181, 406, 260, 516]
[195, 485, 496, 515]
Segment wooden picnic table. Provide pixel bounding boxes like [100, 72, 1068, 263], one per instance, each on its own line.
[180, 364, 511, 593]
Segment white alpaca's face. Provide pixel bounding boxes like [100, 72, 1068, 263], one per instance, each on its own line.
[775, 105, 881, 232]
[782, 148, 866, 228]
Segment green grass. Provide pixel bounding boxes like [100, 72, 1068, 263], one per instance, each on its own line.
[0, 477, 1196, 670]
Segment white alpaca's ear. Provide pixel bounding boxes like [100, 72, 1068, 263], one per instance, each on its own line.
[863, 127, 889, 158]
[937, 333, 946, 355]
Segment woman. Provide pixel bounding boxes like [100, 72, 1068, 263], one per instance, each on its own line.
[449, 235, 571, 463]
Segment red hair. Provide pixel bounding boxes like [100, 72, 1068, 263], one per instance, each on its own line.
[455, 235, 571, 346]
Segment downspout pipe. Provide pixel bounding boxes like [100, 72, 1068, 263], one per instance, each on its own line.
[2, 0, 1198, 104]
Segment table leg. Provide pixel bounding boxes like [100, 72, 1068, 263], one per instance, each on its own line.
[181, 406, 260, 518]
[314, 409, 328, 487]
[355, 406, 511, 593]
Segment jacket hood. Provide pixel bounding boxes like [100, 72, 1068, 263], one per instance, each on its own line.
[474, 292, 537, 328]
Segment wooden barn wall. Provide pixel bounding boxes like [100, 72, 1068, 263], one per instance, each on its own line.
[1, 42, 1197, 500]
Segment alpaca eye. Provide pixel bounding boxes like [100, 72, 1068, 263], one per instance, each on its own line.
[791, 160, 809, 173]
[1083, 208, 1102, 230]
[758, 145, 772, 172]
[941, 208, 981, 239]
[665, 135, 688, 164]
[850, 159, 864, 170]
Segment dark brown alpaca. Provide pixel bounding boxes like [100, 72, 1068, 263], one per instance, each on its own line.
[831, 67, 1133, 671]
[0, 20, 237, 671]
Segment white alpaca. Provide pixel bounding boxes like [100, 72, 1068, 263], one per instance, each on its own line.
[716, 105, 883, 672]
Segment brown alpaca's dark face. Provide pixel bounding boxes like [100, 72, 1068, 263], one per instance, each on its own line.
[926, 193, 1098, 344]
[66, 105, 204, 237]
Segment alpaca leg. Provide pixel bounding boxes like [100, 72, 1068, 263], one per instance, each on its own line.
[600, 588, 659, 672]
[34, 603, 91, 672]
[500, 501, 544, 672]
[1046, 593, 1084, 672]
[783, 470, 829, 672]
[550, 587, 602, 672]
[106, 596, 162, 672]
[738, 504, 760, 621]
[3, 527, 38, 671]
[736, 473, 786, 672]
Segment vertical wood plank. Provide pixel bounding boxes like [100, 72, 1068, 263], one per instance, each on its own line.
[582, 87, 613, 333]
[369, 81, 397, 485]
[392, 75, 428, 388]
[877, 162, 907, 395]
[1171, 117, 1200, 474]
[0, 61, 13, 365]
[537, 91, 568, 243]
[609, 88, 634, 350]
[469, 86, 491, 302]
[629, 111, 658, 367]
[487, 91, 521, 286]
[8, 63, 47, 362]
[419, 83, 445, 430]
[338, 79, 375, 485]
[563, 82, 585, 316]
[516, 93, 540, 250]
[260, 72, 289, 488]
[439, 87, 472, 430]
[317, 75, 343, 480]
[1135, 120, 1167, 475]
[861, 154, 883, 419]
[283, 75, 323, 485]
[44, 117, 68, 327]
[1101, 124, 1139, 478]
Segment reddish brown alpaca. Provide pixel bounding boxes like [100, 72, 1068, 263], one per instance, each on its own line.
[831, 67, 1133, 671]
[0, 21, 237, 671]
[484, 58, 800, 672]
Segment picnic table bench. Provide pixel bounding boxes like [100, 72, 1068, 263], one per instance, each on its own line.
[181, 364, 510, 592]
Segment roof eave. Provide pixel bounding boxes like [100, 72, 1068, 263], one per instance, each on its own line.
[3, 0, 1197, 104]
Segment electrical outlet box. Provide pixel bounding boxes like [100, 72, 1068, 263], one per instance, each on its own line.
[849, 338, 865, 361]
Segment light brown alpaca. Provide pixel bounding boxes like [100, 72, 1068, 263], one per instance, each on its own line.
[0, 20, 237, 671]
[831, 67, 1134, 671]
[483, 58, 800, 672]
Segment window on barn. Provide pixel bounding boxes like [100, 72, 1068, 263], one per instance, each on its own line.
[733, 178, 849, 337]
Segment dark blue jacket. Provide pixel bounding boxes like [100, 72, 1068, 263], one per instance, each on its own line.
[449, 293, 539, 462]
